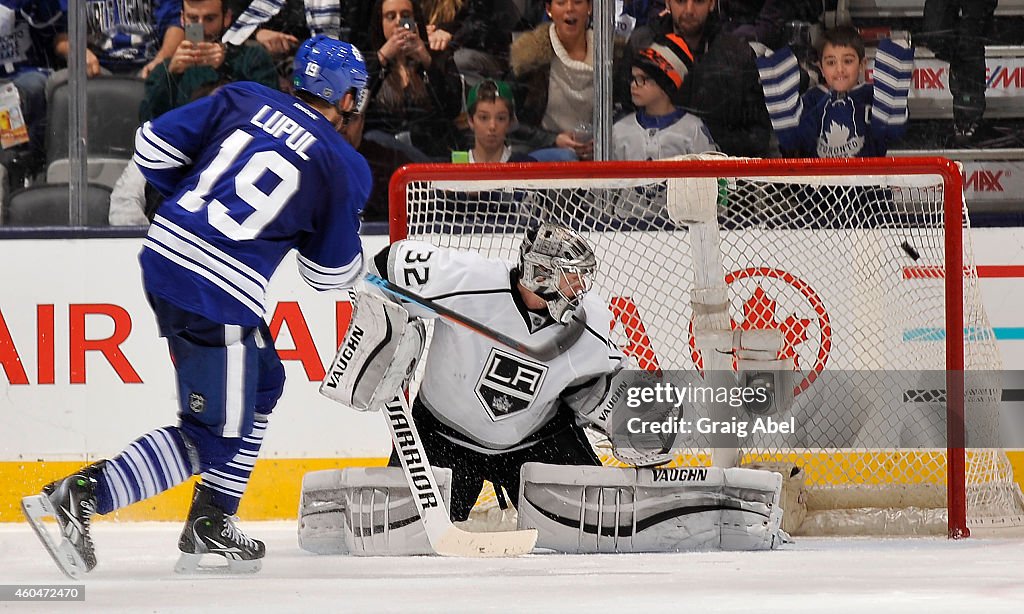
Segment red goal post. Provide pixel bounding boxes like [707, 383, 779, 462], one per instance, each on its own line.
[388, 156, 1024, 539]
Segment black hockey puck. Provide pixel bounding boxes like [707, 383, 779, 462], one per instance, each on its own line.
[901, 241, 920, 261]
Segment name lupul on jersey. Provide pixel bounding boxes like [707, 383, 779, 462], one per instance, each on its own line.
[250, 106, 318, 161]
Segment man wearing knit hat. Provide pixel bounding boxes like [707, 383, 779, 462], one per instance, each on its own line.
[627, 0, 771, 157]
[613, 33, 717, 161]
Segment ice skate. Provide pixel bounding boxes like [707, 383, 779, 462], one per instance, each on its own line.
[22, 462, 103, 579]
[175, 484, 264, 574]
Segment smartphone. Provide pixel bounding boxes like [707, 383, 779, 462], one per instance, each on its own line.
[398, 17, 416, 32]
[185, 22, 204, 44]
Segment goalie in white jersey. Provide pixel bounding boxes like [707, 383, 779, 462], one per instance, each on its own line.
[368, 223, 636, 521]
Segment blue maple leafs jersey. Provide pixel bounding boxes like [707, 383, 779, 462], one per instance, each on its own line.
[0, 0, 65, 77]
[800, 83, 883, 158]
[758, 39, 914, 158]
[134, 81, 370, 327]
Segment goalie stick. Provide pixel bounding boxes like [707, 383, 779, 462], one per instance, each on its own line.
[383, 393, 538, 557]
[366, 273, 586, 361]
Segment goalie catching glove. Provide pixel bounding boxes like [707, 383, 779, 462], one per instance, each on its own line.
[320, 291, 426, 412]
[567, 359, 676, 467]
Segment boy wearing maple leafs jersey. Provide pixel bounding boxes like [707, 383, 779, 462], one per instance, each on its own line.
[756, 26, 914, 158]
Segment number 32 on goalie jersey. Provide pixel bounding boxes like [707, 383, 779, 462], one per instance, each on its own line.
[401, 248, 433, 287]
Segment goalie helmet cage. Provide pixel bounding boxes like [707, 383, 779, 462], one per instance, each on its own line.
[388, 156, 1024, 539]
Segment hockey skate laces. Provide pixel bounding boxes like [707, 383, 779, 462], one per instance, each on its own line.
[221, 516, 257, 549]
[78, 497, 96, 550]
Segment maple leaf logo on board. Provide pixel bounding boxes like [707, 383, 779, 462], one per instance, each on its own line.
[739, 286, 813, 368]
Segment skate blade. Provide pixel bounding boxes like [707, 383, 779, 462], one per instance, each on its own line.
[174, 552, 262, 575]
[21, 495, 88, 580]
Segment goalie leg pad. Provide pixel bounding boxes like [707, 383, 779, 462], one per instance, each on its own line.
[744, 461, 806, 535]
[320, 292, 426, 411]
[517, 463, 785, 553]
[735, 329, 796, 416]
[715, 466, 786, 551]
[298, 467, 452, 556]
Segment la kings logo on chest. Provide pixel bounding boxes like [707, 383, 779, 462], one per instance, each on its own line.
[475, 348, 547, 420]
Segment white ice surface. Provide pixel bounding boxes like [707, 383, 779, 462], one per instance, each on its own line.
[2, 522, 1024, 613]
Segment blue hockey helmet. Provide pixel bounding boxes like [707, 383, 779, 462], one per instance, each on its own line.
[293, 35, 369, 111]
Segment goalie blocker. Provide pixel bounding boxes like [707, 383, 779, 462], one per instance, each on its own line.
[320, 291, 425, 412]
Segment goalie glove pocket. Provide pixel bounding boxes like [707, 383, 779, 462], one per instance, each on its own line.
[571, 363, 675, 467]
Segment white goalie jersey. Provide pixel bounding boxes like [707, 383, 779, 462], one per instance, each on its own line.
[370, 240, 624, 451]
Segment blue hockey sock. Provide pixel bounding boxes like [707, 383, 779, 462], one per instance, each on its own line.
[198, 414, 268, 514]
[96, 426, 194, 515]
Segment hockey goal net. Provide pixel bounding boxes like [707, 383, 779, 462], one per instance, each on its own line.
[389, 156, 1024, 538]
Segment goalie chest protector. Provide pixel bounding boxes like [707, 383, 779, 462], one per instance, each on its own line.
[377, 240, 623, 450]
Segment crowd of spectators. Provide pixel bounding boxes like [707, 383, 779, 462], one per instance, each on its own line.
[0, 0, 1010, 225]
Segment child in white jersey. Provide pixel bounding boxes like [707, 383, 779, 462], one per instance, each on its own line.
[613, 33, 717, 161]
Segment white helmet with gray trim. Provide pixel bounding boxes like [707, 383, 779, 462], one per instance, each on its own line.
[519, 223, 597, 324]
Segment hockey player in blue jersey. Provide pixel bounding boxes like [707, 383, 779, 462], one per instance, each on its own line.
[757, 26, 914, 158]
[22, 35, 371, 578]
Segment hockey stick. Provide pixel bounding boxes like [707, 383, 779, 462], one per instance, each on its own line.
[366, 273, 586, 361]
[383, 393, 537, 557]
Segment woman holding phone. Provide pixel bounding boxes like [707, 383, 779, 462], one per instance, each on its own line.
[350, 0, 463, 222]
[361, 0, 463, 162]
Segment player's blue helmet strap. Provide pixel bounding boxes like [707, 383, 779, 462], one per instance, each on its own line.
[293, 35, 369, 110]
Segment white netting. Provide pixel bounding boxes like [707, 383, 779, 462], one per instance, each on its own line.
[395, 160, 1024, 536]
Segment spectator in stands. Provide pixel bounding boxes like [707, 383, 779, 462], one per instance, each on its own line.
[756, 26, 914, 158]
[918, 0, 998, 146]
[613, 33, 716, 160]
[142, 0, 277, 121]
[53, 0, 184, 80]
[0, 0, 65, 189]
[718, 0, 820, 52]
[110, 0, 278, 226]
[623, 1, 666, 29]
[629, 0, 772, 157]
[509, 0, 547, 36]
[463, 79, 535, 162]
[221, 0, 341, 92]
[418, 0, 513, 85]
[510, 0, 628, 161]
[362, 0, 463, 162]
[351, 0, 462, 221]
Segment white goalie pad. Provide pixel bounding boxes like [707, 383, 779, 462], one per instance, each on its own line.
[516, 463, 786, 553]
[320, 292, 426, 412]
[298, 467, 452, 556]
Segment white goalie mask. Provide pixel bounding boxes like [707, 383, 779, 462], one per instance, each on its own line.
[519, 223, 598, 324]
